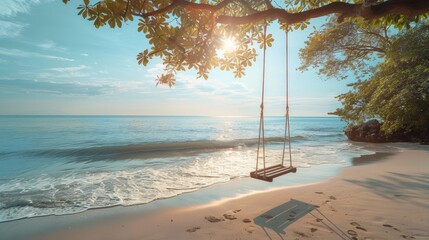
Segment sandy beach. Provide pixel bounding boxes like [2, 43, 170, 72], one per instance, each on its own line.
[1, 143, 428, 240]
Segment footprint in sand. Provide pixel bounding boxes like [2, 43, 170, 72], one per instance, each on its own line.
[350, 222, 361, 227]
[315, 191, 324, 194]
[350, 222, 367, 231]
[186, 226, 200, 232]
[329, 196, 337, 200]
[245, 226, 256, 234]
[223, 213, 237, 220]
[294, 231, 308, 237]
[205, 216, 222, 223]
[357, 226, 368, 232]
[310, 228, 318, 233]
[242, 218, 252, 223]
[383, 224, 400, 231]
[233, 209, 241, 213]
[347, 230, 358, 236]
[401, 234, 416, 239]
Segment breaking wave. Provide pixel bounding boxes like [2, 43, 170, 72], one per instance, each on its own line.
[25, 137, 307, 161]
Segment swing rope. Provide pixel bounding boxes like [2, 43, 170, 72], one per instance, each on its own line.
[255, 23, 268, 176]
[281, 26, 292, 168]
[252, 23, 296, 182]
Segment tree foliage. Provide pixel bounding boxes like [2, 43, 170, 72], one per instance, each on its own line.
[334, 25, 429, 138]
[63, 0, 429, 86]
[299, 20, 392, 81]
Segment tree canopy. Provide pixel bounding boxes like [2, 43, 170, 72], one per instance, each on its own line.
[299, 19, 392, 81]
[333, 25, 429, 139]
[64, 0, 429, 86]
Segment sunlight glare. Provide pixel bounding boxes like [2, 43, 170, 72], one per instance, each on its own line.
[222, 37, 237, 52]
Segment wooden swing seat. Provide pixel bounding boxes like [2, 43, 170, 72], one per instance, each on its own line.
[250, 164, 297, 182]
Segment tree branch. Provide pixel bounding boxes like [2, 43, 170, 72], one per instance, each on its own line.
[342, 45, 386, 53]
[133, 0, 429, 25]
[217, 0, 429, 25]
[360, 30, 392, 45]
[138, 0, 235, 18]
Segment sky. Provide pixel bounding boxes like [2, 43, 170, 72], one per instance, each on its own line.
[0, 0, 356, 116]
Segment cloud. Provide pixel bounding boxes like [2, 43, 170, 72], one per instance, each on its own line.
[141, 64, 338, 116]
[0, 20, 26, 38]
[36, 40, 66, 51]
[38, 65, 90, 78]
[260, 96, 338, 108]
[144, 63, 254, 99]
[290, 96, 338, 105]
[144, 63, 164, 77]
[49, 65, 88, 72]
[38, 65, 90, 79]
[0, 79, 115, 96]
[0, 0, 50, 17]
[173, 72, 254, 99]
[37, 40, 55, 49]
[0, 47, 74, 61]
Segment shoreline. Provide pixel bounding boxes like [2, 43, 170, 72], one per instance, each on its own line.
[1, 143, 428, 239]
[0, 160, 345, 224]
[0, 162, 347, 239]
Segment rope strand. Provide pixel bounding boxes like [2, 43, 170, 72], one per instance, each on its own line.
[281, 26, 292, 167]
[256, 23, 268, 177]
[261, 23, 267, 177]
[286, 28, 293, 168]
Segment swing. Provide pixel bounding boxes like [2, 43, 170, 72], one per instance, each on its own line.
[250, 24, 297, 182]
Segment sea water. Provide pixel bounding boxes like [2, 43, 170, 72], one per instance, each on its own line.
[0, 116, 369, 222]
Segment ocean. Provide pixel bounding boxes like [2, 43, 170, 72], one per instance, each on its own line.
[0, 116, 369, 222]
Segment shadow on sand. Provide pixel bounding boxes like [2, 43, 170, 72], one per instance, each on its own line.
[346, 172, 429, 208]
[253, 199, 353, 240]
[351, 151, 397, 166]
[350, 142, 429, 166]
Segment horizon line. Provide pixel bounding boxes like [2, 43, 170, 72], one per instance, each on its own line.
[0, 114, 340, 118]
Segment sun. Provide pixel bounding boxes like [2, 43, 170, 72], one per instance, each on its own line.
[222, 37, 237, 52]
